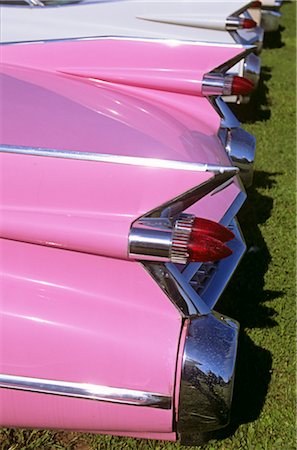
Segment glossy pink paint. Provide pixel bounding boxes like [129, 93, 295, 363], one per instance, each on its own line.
[2, 38, 244, 96]
[0, 238, 181, 435]
[0, 46, 244, 439]
[0, 65, 241, 259]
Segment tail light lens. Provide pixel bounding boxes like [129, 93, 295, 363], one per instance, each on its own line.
[188, 234, 232, 263]
[249, 1, 262, 7]
[172, 215, 234, 263]
[231, 76, 255, 95]
[202, 74, 254, 97]
[129, 215, 234, 264]
[191, 217, 235, 242]
[242, 18, 258, 28]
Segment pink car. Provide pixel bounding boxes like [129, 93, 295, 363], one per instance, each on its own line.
[0, 38, 250, 442]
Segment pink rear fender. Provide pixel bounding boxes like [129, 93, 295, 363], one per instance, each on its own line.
[1, 38, 245, 95]
[0, 238, 181, 436]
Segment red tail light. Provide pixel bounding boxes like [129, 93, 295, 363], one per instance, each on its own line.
[250, 1, 262, 7]
[202, 74, 255, 97]
[242, 18, 257, 28]
[187, 218, 234, 262]
[171, 215, 234, 264]
[191, 217, 235, 242]
[231, 76, 255, 95]
[188, 234, 232, 263]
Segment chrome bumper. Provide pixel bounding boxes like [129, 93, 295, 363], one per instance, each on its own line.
[219, 127, 256, 188]
[261, 10, 282, 32]
[243, 53, 261, 89]
[178, 312, 239, 435]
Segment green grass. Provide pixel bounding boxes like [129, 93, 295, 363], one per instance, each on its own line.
[1, 2, 296, 449]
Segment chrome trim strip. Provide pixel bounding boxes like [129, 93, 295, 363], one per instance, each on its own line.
[0, 374, 171, 409]
[142, 261, 203, 317]
[209, 96, 241, 129]
[220, 190, 246, 227]
[1, 35, 255, 49]
[0, 144, 238, 174]
[139, 169, 238, 219]
[178, 311, 239, 437]
[213, 46, 256, 74]
[233, 26, 264, 55]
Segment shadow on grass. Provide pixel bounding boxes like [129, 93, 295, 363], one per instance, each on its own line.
[263, 25, 286, 49]
[211, 170, 285, 440]
[230, 66, 272, 123]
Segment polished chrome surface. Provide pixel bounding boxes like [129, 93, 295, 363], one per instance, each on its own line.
[129, 227, 172, 262]
[220, 190, 246, 227]
[243, 52, 261, 87]
[142, 193, 246, 316]
[210, 97, 241, 129]
[213, 46, 256, 74]
[203, 74, 234, 97]
[178, 311, 239, 436]
[0, 144, 238, 174]
[2, 34, 252, 48]
[202, 73, 226, 96]
[142, 262, 207, 317]
[129, 214, 195, 264]
[235, 27, 264, 55]
[140, 169, 238, 220]
[261, 10, 282, 32]
[0, 374, 172, 409]
[225, 127, 256, 188]
[171, 215, 194, 264]
[226, 16, 242, 31]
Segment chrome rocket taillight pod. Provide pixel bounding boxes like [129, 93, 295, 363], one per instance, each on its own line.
[219, 127, 256, 188]
[226, 16, 257, 30]
[129, 215, 234, 264]
[202, 73, 254, 97]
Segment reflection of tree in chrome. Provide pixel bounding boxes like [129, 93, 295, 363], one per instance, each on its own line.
[184, 363, 231, 429]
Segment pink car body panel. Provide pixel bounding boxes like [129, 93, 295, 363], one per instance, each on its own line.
[1, 38, 245, 96]
[0, 41, 245, 441]
[0, 237, 181, 436]
[0, 64, 242, 259]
